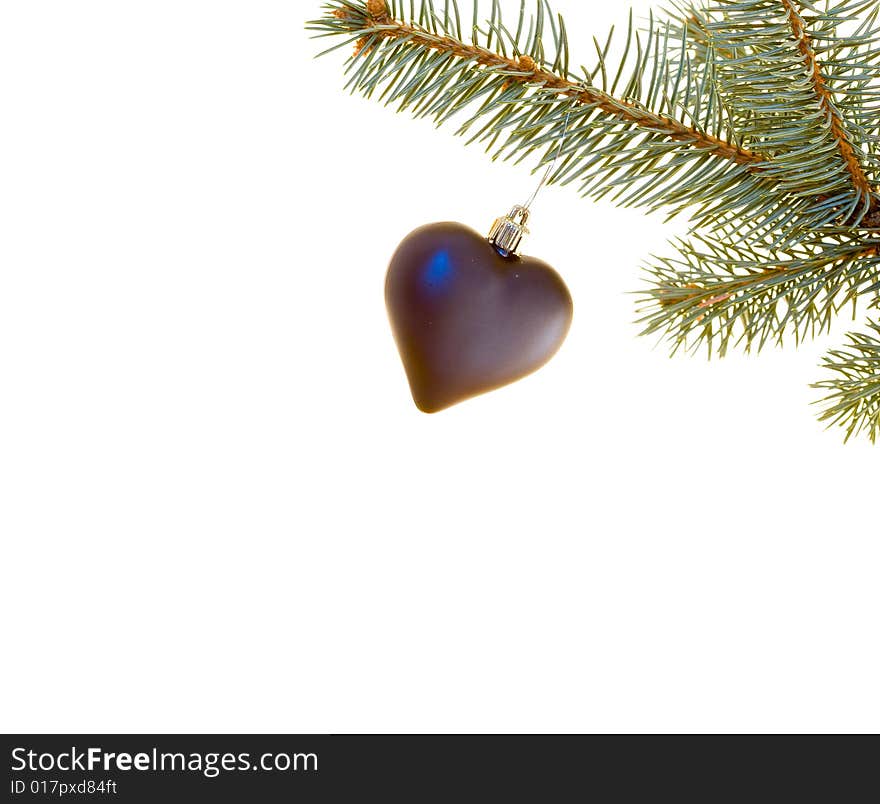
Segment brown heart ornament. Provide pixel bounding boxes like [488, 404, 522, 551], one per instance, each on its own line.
[385, 219, 573, 412]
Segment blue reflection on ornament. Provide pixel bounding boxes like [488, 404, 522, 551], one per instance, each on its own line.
[423, 249, 453, 290]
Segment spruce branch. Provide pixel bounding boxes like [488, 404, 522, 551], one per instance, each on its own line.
[318, 1, 764, 166]
[309, 0, 782, 231]
[310, 0, 880, 439]
[690, 0, 880, 222]
[638, 236, 880, 354]
[780, 0, 873, 199]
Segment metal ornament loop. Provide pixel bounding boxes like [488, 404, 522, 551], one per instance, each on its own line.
[488, 205, 531, 257]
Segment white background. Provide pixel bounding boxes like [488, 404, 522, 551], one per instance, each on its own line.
[1, 0, 877, 734]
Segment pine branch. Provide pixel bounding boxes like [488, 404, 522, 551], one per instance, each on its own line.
[309, 0, 788, 231]
[319, 1, 763, 166]
[638, 236, 880, 354]
[780, 0, 873, 199]
[677, 1, 878, 234]
[311, 1, 880, 223]
[814, 318, 880, 442]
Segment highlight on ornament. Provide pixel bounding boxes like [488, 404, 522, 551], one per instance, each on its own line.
[310, 0, 880, 441]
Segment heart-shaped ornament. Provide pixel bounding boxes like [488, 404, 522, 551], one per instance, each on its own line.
[385, 221, 573, 412]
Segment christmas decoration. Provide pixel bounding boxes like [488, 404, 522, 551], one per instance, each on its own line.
[385, 110, 574, 412]
[386, 220, 572, 412]
[310, 0, 880, 441]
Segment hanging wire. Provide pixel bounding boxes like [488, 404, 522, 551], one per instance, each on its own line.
[522, 108, 573, 211]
